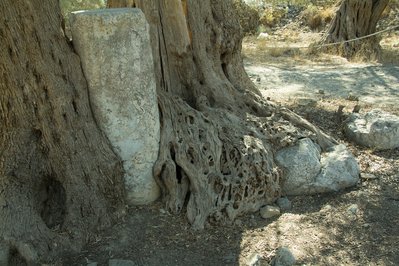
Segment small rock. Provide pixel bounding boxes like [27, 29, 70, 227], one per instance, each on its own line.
[276, 197, 292, 211]
[361, 173, 377, 180]
[247, 253, 266, 266]
[271, 247, 296, 266]
[235, 219, 243, 226]
[108, 259, 137, 266]
[318, 89, 325, 95]
[257, 32, 269, 40]
[256, 77, 261, 82]
[347, 204, 359, 215]
[260, 205, 280, 219]
[362, 223, 371, 228]
[320, 204, 332, 212]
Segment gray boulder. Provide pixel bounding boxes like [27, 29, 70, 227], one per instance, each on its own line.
[276, 138, 359, 195]
[345, 109, 399, 150]
[275, 138, 321, 195]
[315, 144, 359, 193]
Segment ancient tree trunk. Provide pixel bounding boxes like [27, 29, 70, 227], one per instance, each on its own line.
[0, 1, 125, 263]
[108, 0, 337, 229]
[320, 0, 389, 60]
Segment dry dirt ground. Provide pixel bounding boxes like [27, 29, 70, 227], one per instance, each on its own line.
[64, 32, 399, 266]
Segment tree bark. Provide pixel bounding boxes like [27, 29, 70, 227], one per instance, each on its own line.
[108, 0, 337, 229]
[320, 0, 389, 60]
[0, 1, 125, 263]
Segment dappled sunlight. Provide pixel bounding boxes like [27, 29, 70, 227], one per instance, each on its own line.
[238, 183, 399, 265]
[245, 60, 399, 108]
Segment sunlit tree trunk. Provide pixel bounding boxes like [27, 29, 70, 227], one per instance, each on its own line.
[320, 0, 389, 60]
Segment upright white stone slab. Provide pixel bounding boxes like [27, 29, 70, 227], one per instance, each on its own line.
[70, 9, 160, 204]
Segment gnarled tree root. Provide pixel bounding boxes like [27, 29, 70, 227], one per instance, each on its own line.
[154, 91, 337, 229]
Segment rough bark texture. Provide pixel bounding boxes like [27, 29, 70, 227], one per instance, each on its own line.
[320, 0, 389, 60]
[0, 1, 125, 263]
[108, 0, 337, 230]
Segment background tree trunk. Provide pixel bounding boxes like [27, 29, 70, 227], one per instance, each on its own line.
[320, 0, 389, 60]
[0, 1, 125, 263]
[108, 0, 336, 229]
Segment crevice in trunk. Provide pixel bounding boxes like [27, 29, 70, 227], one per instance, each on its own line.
[37, 176, 67, 230]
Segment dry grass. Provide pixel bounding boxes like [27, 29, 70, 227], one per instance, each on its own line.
[259, 6, 288, 27]
[380, 46, 399, 65]
[301, 5, 335, 30]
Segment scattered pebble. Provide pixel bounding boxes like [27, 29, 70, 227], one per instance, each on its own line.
[362, 223, 371, 228]
[260, 205, 280, 219]
[320, 204, 332, 212]
[276, 197, 292, 211]
[361, 173, 378, 180]
[247, 252, 265, 266]
[257, 32, 269, 40]
[347, 204, 359, 215]
[235, 219, 243, 227]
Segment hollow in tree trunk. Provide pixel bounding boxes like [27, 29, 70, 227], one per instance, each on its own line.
[0, 1, 125, 263]
[319, 0, 389, 60]
[108, 0, 337, 229]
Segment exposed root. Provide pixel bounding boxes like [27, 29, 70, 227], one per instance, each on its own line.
[154, 91, 337, 229]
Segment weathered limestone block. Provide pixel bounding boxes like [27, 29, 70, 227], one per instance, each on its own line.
[344, 109, 399, 150]
[70, 9, 160, 204]
[276, 138, 359, 195]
